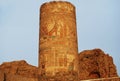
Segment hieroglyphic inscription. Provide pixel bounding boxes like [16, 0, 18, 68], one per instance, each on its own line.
[39, 1, 79, 75]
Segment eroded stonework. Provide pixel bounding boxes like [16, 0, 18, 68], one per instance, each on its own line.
[78, 49, 118, 80]
[0, 71, 4, 81]
[0, 60, 38, 81]
[0, 54, 119, 81]
[0, 60, 38, 78]
[39, 1, 79, 76]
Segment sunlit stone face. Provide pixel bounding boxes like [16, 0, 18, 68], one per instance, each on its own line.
[39, 1, 79, 76]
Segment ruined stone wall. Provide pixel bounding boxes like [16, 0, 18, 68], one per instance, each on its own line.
[0, 60, 38, 78]
[78, 49, 118, 80]
[0, 59, 119, 81]
[0, 60, 38, 81]
[39, 1, 79, 75]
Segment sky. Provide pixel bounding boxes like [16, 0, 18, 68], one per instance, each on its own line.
[0, 0, 120, 75]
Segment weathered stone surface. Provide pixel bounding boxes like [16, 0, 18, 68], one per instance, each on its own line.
[39, 1, 79, 76]
[6, 73, 38, 81]
[0, 71, 4, 81]
[38, 71, 79, 81]
[80, 77, 120, 81]
[0, 60, 38, 78]
[78, 49, 118, 80]
[0, 60, 38, 81]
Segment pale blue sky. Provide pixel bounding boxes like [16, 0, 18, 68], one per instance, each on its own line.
[0, 0, 120, 75]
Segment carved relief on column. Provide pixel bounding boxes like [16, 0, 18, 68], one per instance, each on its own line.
[39, 1, 79, 75]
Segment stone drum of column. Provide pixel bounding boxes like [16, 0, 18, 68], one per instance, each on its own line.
[39, 1, 79, 75]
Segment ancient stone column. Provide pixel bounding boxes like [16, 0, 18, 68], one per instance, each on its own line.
[39, 1, 79, 76]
